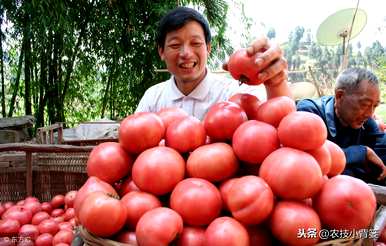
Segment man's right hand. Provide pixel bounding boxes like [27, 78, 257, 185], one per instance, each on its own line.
[366, 146, 386, 181]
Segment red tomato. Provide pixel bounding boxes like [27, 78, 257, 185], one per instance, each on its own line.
[0, 219, 20, 237]
[0, 205, 4, 218]
[119, 112, 165, 154]
[227, 176, 274, 225]
[325, 140, 346, 177]
[227, 49, 261, 85]
[259, 147, 323, 200]
[177, 227, 206, 246]
[58, 222, 73, 232]
[68, 218, 77, 227]
[118, 177, 140, 197]
[73, 176, 117, 219]
[157, 107, 189, 129]
[187, 143, 238, 182]
[2, 206, 32, 225]
[78, 191, 127, 237]
[51, 209, 64, 218]
[313, 175, 376, 230]
[64, 190, 77, 209]
[170, 178, 222, 226]
[3, 202, 14, 210]
[132, 146, 185, 195]
[257, 96, 296, 127]
[165, 116, 206, 153]
[18, 224, 39, 241]
[16, 200, 25, 206]
[121, 191, 162, 229]
[87, 142, 133, 184]
[52, 230, 74, 245]
[307, 142, 332, 175]
[270, 201, 321, 246]
[62, 208, 75, 221]
[205, 216, 249, 246]
[232, 120, 279, 164]
[35, 233, 53, 246]
[22, 201, 42, 215]
[115, 230, 138, 245]
[24, 197, 39, 204]
[278, 111, 327, 150]
[50, 195, 65, 209]
[203, 101, 247, 141]
[228, 93, 261, 120]
[52, 216, 65, 224]
[219, 178, 238, 211]
[38, 219, 59, 235]
[136, 207, 183, 246]
[31, 212, 50, 225]
[40, 202, 52, 214]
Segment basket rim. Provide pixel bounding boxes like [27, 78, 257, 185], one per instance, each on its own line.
[79, 226, 134, 246]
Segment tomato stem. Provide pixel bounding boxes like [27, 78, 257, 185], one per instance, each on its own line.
[239, 75, 249, 85]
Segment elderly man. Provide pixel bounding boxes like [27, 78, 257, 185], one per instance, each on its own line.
[297, 67, 386, 184]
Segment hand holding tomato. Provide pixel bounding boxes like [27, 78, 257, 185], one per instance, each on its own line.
[225, 36, 287, 87]
[245, 37, 288, 87]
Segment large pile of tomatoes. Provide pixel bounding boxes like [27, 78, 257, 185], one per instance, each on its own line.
[75, 95, 377, 246]
[0, 192, 77, 245]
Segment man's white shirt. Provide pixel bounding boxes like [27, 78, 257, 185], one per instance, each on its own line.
[135, 71, 266, 120]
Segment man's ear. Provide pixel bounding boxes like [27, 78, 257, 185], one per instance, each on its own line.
[158, 46, 165, 60]
[207, 43, 211, 54]
[335, 89, 344, 102]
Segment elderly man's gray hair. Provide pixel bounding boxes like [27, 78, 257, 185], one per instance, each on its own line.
[335, 67, 379, 92]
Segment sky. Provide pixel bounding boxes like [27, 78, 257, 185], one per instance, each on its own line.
[228, 0, 385, 49]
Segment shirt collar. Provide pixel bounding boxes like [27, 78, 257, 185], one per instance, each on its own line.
[324, 96, 337, 137]
[168, 70, 211, 101]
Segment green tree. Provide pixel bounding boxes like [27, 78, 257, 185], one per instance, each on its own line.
[1, 0, 230, 128]
[0, 3, 5, 117]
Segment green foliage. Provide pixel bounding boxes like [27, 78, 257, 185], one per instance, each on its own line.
[375, 56, 386, 121]
[0, 0, 230, 127]
[285, 24, 385, 97]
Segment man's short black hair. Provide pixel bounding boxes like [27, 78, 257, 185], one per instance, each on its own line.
[156, 6, 212, 49]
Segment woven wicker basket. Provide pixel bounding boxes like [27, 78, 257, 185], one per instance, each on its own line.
[79, 228, 369, 246]
[33, 152, 89, 201]
[79, 226, 133, 246]
[315, 238, 365, 246]
[0, 150, 90, 202]
[79, 206, 384, 246]
[0, 152, 29, 201]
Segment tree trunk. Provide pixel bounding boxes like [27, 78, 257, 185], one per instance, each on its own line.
[0, 20, 5, 117]
[47, 30, 55, 124]
[101, 71, 112, 119]
[8, 47, 24, 117]
[35, 48, 48, 129]
[24, 13, 32, 117]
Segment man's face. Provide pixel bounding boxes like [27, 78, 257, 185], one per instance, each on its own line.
[158, 21, 211, 86]
[335, 80, 380, 129]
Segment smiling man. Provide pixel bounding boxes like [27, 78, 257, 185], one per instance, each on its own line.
[135, 6, 291, 120]
[297, 67, 386, 184]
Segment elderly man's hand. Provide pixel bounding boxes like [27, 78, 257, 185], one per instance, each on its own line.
[366, 146, 386, 181]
